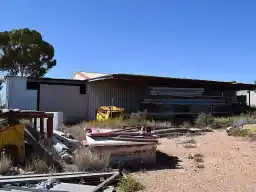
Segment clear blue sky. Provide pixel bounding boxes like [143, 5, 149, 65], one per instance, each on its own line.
[1, 0, 256, 83]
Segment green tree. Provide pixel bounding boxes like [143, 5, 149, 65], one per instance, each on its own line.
[0, 28, 56, 77]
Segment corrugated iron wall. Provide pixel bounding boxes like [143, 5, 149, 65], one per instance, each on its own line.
[85, 79, 239, 120]
[86, 79, 146, 120]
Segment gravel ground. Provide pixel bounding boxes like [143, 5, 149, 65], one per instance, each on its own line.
[135, 130, 256, 192]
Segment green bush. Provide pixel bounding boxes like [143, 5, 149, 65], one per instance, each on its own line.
[118, 175, 144, 192]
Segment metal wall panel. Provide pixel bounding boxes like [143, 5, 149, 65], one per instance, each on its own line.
[40, 84, 87, 123]
[86, 80, 146, 120]
[6, 76, 37, 110]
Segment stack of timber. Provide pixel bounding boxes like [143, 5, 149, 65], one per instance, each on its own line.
[141, 87, 229, 119]
[83, 128, 158, 165]
[149, 87, 204, 97]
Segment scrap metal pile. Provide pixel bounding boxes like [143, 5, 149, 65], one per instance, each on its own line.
[81, 126, 205, 166]
[0, 170, 120, 192]
[83, 127, 158, 165]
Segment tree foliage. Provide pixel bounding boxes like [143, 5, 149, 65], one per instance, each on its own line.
[0, 28, 56, 77]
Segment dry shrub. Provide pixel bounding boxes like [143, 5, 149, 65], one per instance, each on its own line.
[196, 163, 205, 169]
[0, 154, 12, 175]
[73, 148, 110, 171]
[194, 153, 204, 158]
[196, 113, 214, 128]
[213, 117, 231, 128]
[25, 157, 56, 174]
[118, 174, 144, 192]
[229, 128, 250, 137]
[60, 122, 86, 139]
[194, 157, 204, 162]
[182, 121, 191, 128]
[188, 153, 194, 159]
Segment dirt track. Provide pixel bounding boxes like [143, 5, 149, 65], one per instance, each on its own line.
[135, 130, 256, 192]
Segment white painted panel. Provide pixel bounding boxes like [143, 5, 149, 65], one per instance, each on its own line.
[34, 112, 64, 130]
[237, 90, 256, 106]
[39, 84, 87, 123]
[6, 76, 37, 110]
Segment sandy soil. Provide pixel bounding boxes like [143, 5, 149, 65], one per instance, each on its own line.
[135, 130, 256, 192]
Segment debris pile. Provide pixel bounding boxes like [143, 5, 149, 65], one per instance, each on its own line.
[83, 127, 158, 166]
[0, 170, 120, 192]
[52, 130, 81, 163]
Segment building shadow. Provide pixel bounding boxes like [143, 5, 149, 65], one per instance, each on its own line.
[155, 151, 182, 169]
[115, 151, 183, 172]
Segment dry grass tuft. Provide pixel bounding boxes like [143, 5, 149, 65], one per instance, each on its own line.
[0, 154, 12, 175]
[59, 122, 86, 139]
[118, 174, 145, 192]
[25, 157, 56, 174]
[73, 148, 110, 171]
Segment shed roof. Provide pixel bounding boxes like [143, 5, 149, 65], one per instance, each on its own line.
[72, 72, 108, 80]
[88, 73, 256, 90]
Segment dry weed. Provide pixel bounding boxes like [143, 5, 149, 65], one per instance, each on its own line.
[73, 148, 110, 171]
[196, 163, 205, 169]
[0, 154, 12, 175]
